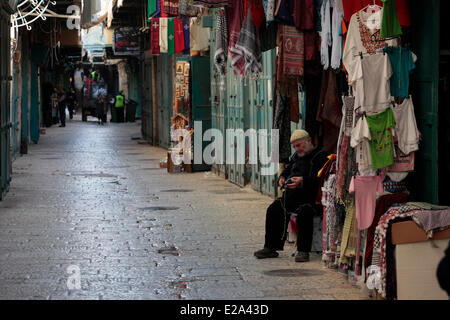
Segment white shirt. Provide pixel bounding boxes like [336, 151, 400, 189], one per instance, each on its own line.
[392, 97, 420, 155]
[74, 69, 84, 91]
[351, 116, 377, 176]
[348, 53, 393, 112]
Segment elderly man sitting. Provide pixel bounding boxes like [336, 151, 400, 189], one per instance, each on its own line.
[254, 130, 328, 262]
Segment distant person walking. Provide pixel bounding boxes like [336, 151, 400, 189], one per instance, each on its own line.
[114, 89, 125, 123]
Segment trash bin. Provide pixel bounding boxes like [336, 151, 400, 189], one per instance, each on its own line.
[110, 103, 117, 123]
[126, 99, 138, 122]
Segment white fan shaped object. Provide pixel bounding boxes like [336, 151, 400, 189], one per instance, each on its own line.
[12, 0, 56, 31]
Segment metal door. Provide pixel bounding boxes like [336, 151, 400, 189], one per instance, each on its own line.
[11, 62, 20, 160]
[226, 65, 248, 187]
[1, 8, 12, 199]
[249, 49, 278, 197]
[410, 0, 440, 204]
[209, 20, 227, 177]
[157, 54, 171, 149]
[141, 52, 153, 143]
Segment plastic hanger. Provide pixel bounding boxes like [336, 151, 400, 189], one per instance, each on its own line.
[360, 1, 382, 14]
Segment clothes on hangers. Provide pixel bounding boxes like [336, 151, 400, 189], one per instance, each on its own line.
[380, 0, 402, 39]
[214, 10, 228, 76]
[384, 46, 417, 98]
[342, 0, 410, 26]
[159, 17, 168, 53]
[391, 96, 420, 155]
[348, 53, 393, 112]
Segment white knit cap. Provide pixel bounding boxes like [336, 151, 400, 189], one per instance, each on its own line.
[290, 129, 310, 143]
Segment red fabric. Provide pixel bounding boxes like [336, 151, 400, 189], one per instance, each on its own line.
[160, 0, 168, 17]
[174, 18, 185, 54]
[294, 0, 315, 31]
[163, 0, 179, 16]
[304, 30, 317, 61]
[364, 193, 408, 274]
[244, 0, 265, 29]
[226, 0, 245, 75]
[151, 18, 161, 55]
[342, 0, 410, 26]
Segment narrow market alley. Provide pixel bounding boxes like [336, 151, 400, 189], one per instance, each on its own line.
[0, 119, 367, 300]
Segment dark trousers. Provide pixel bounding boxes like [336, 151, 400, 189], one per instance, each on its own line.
[59, 105, 66, 126]
[264, 197, 315, 252]
[116, 107, 124, 123]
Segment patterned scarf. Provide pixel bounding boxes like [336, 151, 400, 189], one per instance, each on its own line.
[151, 18, 161, 55]
[278, 25, 304, 76]
[192, 0, 230, 7]
[235, 8, 263, 78]
[163, 0, 179, 16]
[178, 0, 201, 17]
[214, 10, 228, 76]
[227, 0, 245, 75]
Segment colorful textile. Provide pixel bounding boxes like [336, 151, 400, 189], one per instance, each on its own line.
[163, 0, 179, 16]
[168, 18, 175, 55]
[412, 210, 450, 237]
[245, 0, 266, 29]
[160, 0, 168, 17]
[382, 177, 407, 194]
[148, 0, 157, 18]
[174, 18, 186, 54]
[294, 0, 315, 31]
[364, 193, 408, 273]
[365, 108, 396, 170]
[192, 0, 230, 7]
[151, 18, 161, 55]
[235, 8, 263, 78]
[227, 0, 245, 75]
[214, 10, 228, 76]
[178, 0, 201, 17]
[384, 47, 416, 98]
[159, 18, 168, 53]
[265, 0, 276, 23]
[278, 25, 305, 76]
[274, 0, 295, 25]
[349, 174, 384, 230]
[372, 205, 420, 298]
[340, 201, 358, 263]
[182, 18, 190, 55]
[380, 0, 402, 39]
[342, 0, 410, 26]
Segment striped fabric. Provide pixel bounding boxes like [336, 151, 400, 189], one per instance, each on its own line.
[278, 25, 305, 76]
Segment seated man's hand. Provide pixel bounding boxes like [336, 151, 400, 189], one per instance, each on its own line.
[287, 176, 303, 189]
[278, 176, 286, 187]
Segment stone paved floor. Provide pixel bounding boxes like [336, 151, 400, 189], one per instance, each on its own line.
[0, 116, 369, 300]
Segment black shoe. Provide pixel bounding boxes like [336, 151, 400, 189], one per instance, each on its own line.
[254, 248, 279, 259]
[59, 125, 66, 127]
[294, 251, 310, 262]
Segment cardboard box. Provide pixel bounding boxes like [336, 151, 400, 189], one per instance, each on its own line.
[392, 221, 450, 300]
[391, 221, 450, 245]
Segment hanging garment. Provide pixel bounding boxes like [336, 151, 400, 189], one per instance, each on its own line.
[380, 0, 402, 39]
[182, 18, 190, 55]
[274, 93, 291, 162]
[384, 46, 417, 98]
[160, 0, 168, 17]
[245, 0, 266, 29]
[192, 0, 230, 7]
[342, 0, 410, 26]
[364, 193, 408, 273]
[320, 0, 331, 69]
[265, 0, 276, 23]
[278, 25, 305, 76]
[351, 115, 376, 175]
[174, 18, 186, 54]
[348, 53, 393, 112]
[163, 0, 179, 16]
[159, 18, 168, 53]
[152, 0, 161, 17]
[227, 0, 245, 75]
[304, 30, 317, 61]
[274, 0, 295, 25]
[167, 18, 175, 55]
[235, 8, 263, 78]
[349, 174, 384, 230]
[294, 0, 315, 31]
[149, 0, 157, 17]
[342, 9, 398, 77]
[388, 141, 414, 172]
[151, 18, 161, 55]
[339, 201, 358, 263]
[214, 10, 228, 76]
[391, 97, 420, 155]
[365, 108, 396, 169]
[331, 1, 343, 69]
[190, 17, 211, 53]
[259, 21, 278, 52]
[178, 0, 201, 17]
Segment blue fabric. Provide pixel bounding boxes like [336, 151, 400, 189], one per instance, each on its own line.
[182, 18, 190, 55]
[153, 0, 161, 18]
[384, 46, 416, 98]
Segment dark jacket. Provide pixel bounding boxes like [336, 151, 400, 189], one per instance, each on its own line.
[280, 147, 329, 209]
